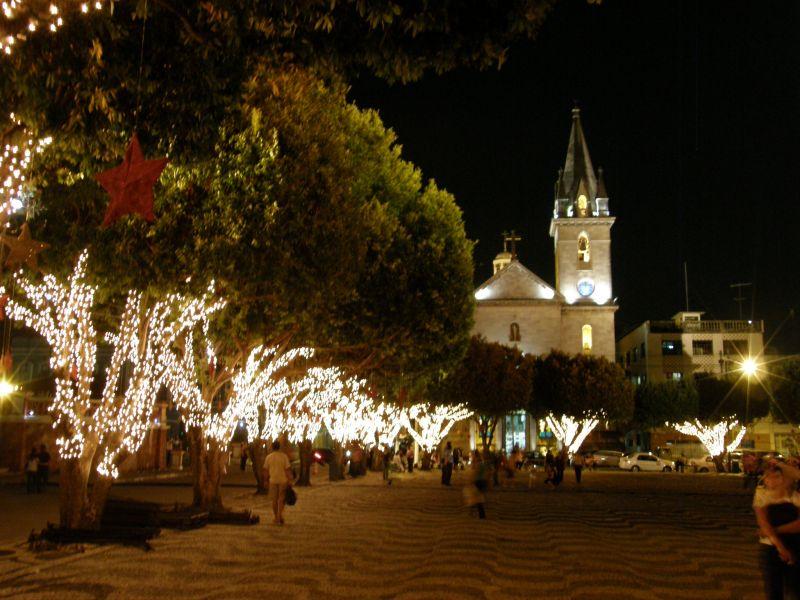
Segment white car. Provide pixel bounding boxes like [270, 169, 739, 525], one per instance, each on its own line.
[689, 455, 718, 472]
[619, 453, 675, 472]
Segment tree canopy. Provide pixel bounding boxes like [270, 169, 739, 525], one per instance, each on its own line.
[632, 381, 699, 430]
[1, 1, 555, 171]
[434, 336, 533, 448]
[531, 350, 633, 422]
[29, 66, 474, 382]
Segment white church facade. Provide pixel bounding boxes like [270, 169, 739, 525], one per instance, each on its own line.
[473, 107, 617, 361]
[453, 108, 619, 453]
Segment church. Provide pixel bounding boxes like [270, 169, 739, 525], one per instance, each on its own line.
[473, 107, 617, 360]
[460, 107, 618, 453]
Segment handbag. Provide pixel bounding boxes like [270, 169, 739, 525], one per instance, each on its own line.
[285, 485, 297, 506]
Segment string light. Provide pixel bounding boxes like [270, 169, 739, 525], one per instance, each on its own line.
[545, 413, 601, 455]
[403, 403, 472, 452]
[3, 250, 225, 479]
[672, 419, 746, 457]
[0, 114, 51, 216]
[0, 0, 105, 54]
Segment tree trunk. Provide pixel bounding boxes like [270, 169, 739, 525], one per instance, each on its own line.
[189, 426, 226, 511]
[58, 457, 92, 529]
[296, 439, 313, 487]
[421, 450, 433, 470]
[329, 440, 345, 482]
[250, 440, 268, 494]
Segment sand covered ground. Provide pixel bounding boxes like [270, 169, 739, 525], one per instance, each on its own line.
[0, 469, 762, 599]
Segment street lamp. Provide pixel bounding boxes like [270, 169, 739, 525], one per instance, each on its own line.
[0, 379, 16, 398]
[740, 357, 759, 378]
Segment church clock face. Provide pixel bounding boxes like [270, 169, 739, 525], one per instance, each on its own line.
[577, 278, 595, 297]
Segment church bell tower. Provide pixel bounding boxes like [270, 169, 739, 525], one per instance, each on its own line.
[549, 107, 617, 357]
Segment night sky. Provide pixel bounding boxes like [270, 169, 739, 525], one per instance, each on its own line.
[350, 0, 800, 353]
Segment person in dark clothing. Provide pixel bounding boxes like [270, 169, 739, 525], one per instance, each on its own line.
[441, 442, 454, 486]
[25, 448, 39, 494]
[239, 443, 248, 471]
[382, 447, 394, 484]
[37, 444, 50, 492]
[407, 448, 414, 473]
[573, 452, 585, 484]
[544, 450, 555, 485]
[552, 448, 567, 488]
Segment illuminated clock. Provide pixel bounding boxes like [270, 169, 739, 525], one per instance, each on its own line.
[577, 278, 595, 297]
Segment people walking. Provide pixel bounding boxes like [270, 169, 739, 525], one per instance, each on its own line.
[463, 450, 487, 519]
[25, 448, 38, 494]
[407, 447, 414, 473]
[263, 440, 294, 525]
[544, 450, 555, 485]
[552, 448, 567, 488]
[382, 447, 393, 484]
[441, 442, 454, 486]
[239, 443, 248, 471]
[37, 444, 50, 492]
[573, 452, 585, 484]
[753, 461, 800, 598]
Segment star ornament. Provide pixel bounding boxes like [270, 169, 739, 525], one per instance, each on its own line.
[1, 222, 49, 270]
[95, 134, 168, 228]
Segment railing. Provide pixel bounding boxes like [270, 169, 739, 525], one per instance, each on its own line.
[648, 320, 764, 334]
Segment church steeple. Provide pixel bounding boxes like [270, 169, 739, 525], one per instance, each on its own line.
[553, 107, 608, 218]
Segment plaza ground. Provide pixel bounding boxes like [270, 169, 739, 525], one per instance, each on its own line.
[0, 468, 763, 599]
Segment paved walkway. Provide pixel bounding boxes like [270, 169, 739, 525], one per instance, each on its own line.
[0, 469, 764, 599]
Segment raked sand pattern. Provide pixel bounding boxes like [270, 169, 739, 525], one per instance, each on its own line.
[0, 470, 764, 599]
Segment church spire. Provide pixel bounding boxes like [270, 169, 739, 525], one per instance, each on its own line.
[561, 106, 597, 202]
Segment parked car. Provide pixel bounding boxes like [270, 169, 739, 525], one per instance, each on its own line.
[591, 450, 624, 468]
[689, 453, 747, 473]
[619, 452, 675, 472]
[688, 455, 717, 472]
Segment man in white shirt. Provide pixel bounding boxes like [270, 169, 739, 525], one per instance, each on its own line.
[263, 440, 293, 525]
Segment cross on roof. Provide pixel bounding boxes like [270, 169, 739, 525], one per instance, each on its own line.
[502, 230, 522, 258]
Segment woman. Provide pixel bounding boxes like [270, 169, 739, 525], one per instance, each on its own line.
[754, 461, 800, 598]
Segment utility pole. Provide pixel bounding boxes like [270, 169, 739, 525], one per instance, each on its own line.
[730, 282, 752, 320]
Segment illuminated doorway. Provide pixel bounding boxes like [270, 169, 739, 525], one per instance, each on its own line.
[504, 411, 527, 451]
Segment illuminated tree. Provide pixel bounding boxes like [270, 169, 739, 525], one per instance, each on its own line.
[532, 351, 633, 453]
[4, 251, 222, 528]
[672, 419, 746, 460]
[434, 336, 532, 451]
[403, 403, 472, 453]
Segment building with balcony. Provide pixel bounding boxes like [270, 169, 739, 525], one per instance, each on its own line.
[616, 311, 764, 384]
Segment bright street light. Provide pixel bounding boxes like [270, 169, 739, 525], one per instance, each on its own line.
[0, 379, 17, 398]
[740, 357, 758, 378]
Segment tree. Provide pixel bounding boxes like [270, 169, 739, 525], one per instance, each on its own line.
[1, 1, 555, 176]
[26, 69, 474, 507]
[633, 381, 699, 430]
[3, 252, 221, 528]
[768, 357, 800, 424]
[435, 336, 533, 451]
[532, 351, 633, 453]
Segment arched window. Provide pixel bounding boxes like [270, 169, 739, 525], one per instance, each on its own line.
[510, 322, 521, 342]
[582, 324, 593, 353]
[577, 232, 590, 263]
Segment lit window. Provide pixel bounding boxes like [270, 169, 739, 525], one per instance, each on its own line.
[582, 324, 592, 353]
[577, 194, 588, 217]
[577, 232, 590, 263]
[509, 322, 521, 342]
[661, 340, 682, 356]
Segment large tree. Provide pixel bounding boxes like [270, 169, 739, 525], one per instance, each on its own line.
[435, 336, 533, 450]
[27, 68, 474, 507]
[531, 351, 633, 453]
[632, 380, 699, 430]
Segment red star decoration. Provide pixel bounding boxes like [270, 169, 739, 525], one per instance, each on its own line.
[95, 134, 168, 228]
[0, 222, 49, 270]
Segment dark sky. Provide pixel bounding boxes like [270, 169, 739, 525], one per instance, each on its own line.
[350, 0, 800, 353]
